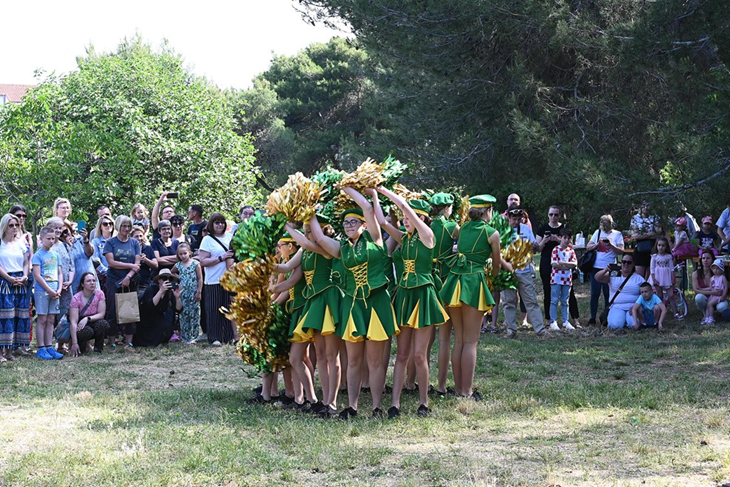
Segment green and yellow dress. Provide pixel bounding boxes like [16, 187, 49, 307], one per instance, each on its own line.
[431, 215, 458, 286]
[295, 250, 342, 340]
[439, 219, 496, 312]
[286, 268, 309, 343]
[394, 230, 450, 328]
[337, 231, 399, 342]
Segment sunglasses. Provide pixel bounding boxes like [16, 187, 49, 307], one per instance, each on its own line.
[8, 223, 20, 228]
[102, 222, 113, 227]
[548, 213, 559, 217]
[621, 260, 633, 265]
[14, 214, 26, 219]
[213, 221, 226, 225]
[172, 223, 183, 227]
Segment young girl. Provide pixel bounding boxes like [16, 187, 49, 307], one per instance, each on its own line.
[131, 203, 150, 234]
[703, 259, 728, 325]
[672, 217, 697, 259]
[172, 242, 202, 343]
[650, 237, 680, 320]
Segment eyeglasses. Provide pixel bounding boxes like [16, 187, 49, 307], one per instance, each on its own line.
[14, 214, 26, 219]
[343, 219, 362, 228]
[548, 213, 559, 217]
[121, 224, 132, 229]
[160, 226, 171, 231]
[172, 222, 183, 227]
[102, 222, 113, 227]
[621, 261, 633, 265]
[8, 223, 19, 228]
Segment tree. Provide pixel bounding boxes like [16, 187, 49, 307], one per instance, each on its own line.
[0, 36, 261, 229]
[231, 37, 375, 186]
[297, 0, 730, 228]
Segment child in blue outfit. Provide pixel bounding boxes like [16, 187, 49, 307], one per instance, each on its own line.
[631, 281, 667, 331]
[31, 227, 64, 360]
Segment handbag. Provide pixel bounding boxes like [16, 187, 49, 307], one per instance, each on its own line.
[599, 272, 633, 327]
[115, 286, 141, 324]
[578, 230, 600, 273]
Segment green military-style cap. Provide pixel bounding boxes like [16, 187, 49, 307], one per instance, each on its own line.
[468, 194, 497, 208]
[339, 207, 365, 221]
[408, 199, 432, 216]
[429, 192, 454, 206]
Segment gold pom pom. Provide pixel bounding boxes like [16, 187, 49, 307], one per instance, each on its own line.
[503, 238, 534, 271]
[458, 195, 470, 223]
[338, 158, 386, 192]
[266, 172, 322, 223]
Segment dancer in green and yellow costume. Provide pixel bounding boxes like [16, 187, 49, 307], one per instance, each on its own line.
[373, 187, 449, 418]
[439, 195, 501, 400]
[429, 192, 460, 396]
[270, 233, 321, 411]
[309, 187, 399, 420]
[280, 218, 344, 418]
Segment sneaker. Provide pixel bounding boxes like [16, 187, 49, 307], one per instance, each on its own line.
[674, 313, 684, 321]
[46, 347, 63, 360]
[521, 318, 530, 328]
[536, 328, 550, 337]
[124, 343, 136, 353]
[338, 407, 358, 420]
[318, 405, 338, 419]
[246, 394, 271, 405]
[372, 407, 385, 419]
[505, 329, 517, 339]
[169, 332, 181, 342]
[307, 401, 326, 414]
[562, 321, 575, 331]
[36, 348, 54, 360]
[469, 391, 483, 402]
[417, 404, 432, 417]
[387, 406, 400, 419]
[549, 321, 560, 331]
[211, 340, 222, 347]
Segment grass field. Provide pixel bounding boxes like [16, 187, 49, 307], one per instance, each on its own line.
[1, 282, 729, 486]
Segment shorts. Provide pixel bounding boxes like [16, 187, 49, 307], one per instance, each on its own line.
[641, 307, 656, 327]
[35, 291, 60, 315]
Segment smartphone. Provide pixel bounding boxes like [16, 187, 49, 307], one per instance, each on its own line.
[77, 220, 86, 231]
[167, 192, 178, 199]
[609, 263, 621, 273]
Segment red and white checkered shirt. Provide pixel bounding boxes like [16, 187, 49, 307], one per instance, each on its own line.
[550, 246, 576, 285]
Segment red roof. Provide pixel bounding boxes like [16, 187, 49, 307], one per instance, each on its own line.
[0, 84, 34, 103]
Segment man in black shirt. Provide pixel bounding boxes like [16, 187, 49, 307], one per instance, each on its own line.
[187, 204, 207, 252]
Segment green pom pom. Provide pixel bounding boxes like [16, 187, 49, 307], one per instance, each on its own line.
[231, 212, 287, 261]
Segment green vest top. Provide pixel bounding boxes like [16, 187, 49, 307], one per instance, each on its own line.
[301, 250, 335, 299]
[399, 230, 437, 289]
[340, 230, 389, 299]
[331, 257, 344, 288]
[446, 219, 496, 275]
[284, 264, 307, 312]
[431, 216, 458, 263]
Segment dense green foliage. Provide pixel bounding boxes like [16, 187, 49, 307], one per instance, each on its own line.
[285, 0, 730, 228]
[229, 37, 373, 187]
[0, 36, 260, 230]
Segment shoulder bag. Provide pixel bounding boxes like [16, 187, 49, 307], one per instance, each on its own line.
[578, 229, 600, 274]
